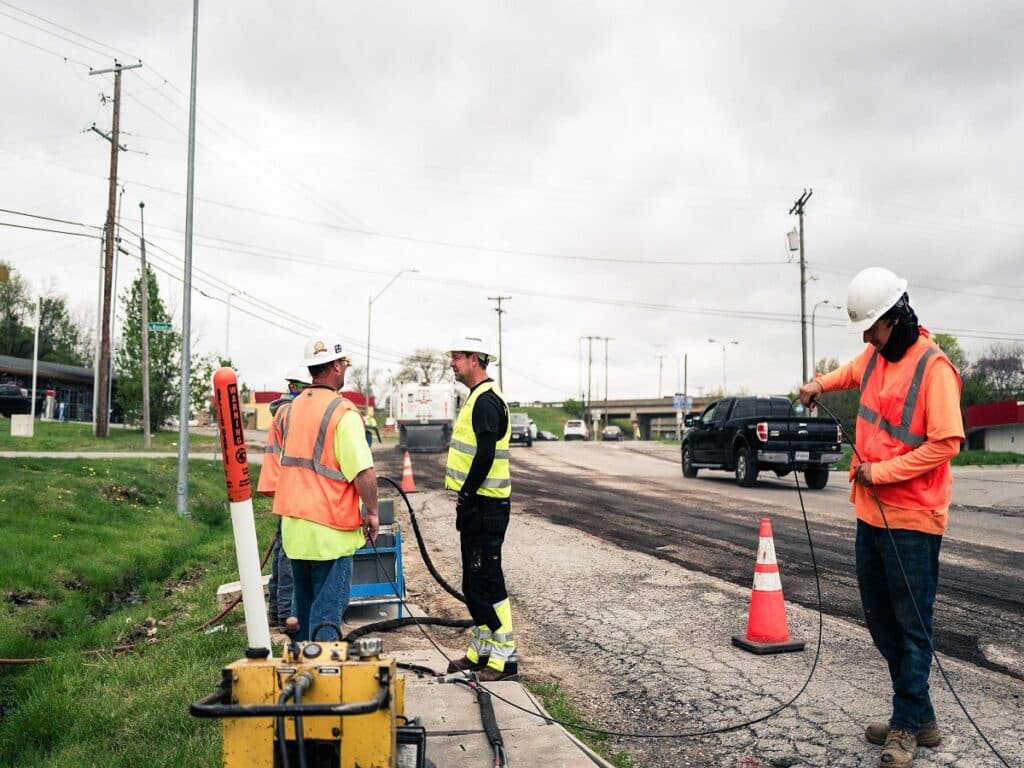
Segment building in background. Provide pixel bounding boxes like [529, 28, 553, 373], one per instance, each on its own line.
[965, 400, 1024, 454]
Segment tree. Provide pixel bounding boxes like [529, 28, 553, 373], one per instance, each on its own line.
[114, 267, 181, 428]
[395, 349, 451, 384]
[0, 260, 32, 357]
[814, 357, 860, 442]
[37, 294, 89, 366]
[562, 397, 584, 418]
[190, 354, 231, 421]
[971, 343, 1024, 401]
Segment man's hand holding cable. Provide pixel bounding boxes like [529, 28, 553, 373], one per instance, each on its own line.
[362, 509, 379, 543]
[853, 462, 874, 486]
[798, 379, 824, 408]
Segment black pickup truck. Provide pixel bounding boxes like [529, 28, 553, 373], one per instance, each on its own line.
[680, 396, 843, 489]
[0, 383, 31, 417]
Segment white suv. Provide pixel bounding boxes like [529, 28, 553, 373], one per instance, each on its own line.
[563, 419, 589, 441]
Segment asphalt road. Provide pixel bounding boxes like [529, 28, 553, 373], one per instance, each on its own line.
[375, 442, 1024, 681]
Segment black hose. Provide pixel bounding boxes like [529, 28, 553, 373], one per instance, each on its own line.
[344, 616, 473, 643]
[190, 681, 387, 718]
[276, 687, 293, 768]
[377, 475, 465, 603]
[477, 686, 504, 750]
[294, 680, 308, 768]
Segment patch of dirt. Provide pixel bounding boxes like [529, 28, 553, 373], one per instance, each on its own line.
[25, 620, 61, 640]
[163, 566, 207, 597]
[54, 573, 84, 591]
[118, 616, 166, 645]
[100, 484, 159, 505]
[4, 590, 53, 608]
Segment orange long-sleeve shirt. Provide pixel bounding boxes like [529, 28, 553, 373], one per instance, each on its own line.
[817, 335, 964, 535]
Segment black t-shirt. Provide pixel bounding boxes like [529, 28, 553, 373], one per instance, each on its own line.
[461, 380, 509, 497]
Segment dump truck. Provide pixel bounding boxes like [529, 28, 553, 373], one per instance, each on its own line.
[395, 381, 464, 452]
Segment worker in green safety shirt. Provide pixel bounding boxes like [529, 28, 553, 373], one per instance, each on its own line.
[443, 333, 518, 681]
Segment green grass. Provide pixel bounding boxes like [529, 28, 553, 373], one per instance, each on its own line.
[0, 458, 276, 767]
[527, 682, 635, 767]
[0, 420, 217, 452]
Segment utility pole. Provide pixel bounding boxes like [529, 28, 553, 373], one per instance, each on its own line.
[90, 60, 141, 438]
[656, 353, 665, 398]
[139, 201, 151, 449]
[581, 335, 599, 436]
[601, 337, 613, 431]
[488, 295, 511, 391]
[789, 188, 813, 384]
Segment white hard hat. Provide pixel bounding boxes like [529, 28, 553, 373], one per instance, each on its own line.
[846, 267, 908, 333]
[300, 334, 350, 367]
[447, 334, 498, 364]
[285, 367, 311, 386]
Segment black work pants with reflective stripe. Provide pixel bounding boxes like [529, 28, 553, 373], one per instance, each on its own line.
[457, 496, 510, 632]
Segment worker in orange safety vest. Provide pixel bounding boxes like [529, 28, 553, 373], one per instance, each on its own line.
[799, 267, 963, 768]
[272, 336, 379, 641]
[257, 368, 310, 628]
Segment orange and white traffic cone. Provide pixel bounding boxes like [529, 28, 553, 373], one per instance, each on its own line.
[400, 451, 418, 493]
[732, 517, 805, 654]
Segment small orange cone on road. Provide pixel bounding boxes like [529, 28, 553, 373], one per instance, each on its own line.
[400, 451, 418, 493]
[732, 517, 805, 654]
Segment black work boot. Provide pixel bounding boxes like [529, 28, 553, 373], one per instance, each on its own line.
[446, 655, 487, 673]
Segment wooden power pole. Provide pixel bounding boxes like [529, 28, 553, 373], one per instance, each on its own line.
[488, 295, 511, 390]
[789, 188, 813, 385]
[90, 60, 141, 437]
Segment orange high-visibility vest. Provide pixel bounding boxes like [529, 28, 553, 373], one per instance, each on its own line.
[256, 400, 292, 496]
[854, 335, 961, 510]
[272, 387, 362, 531]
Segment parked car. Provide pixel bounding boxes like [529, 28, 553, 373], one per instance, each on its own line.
[680, 396, 842, 489]
[536, 430, 559, 441]
[0, 383, 31, 417]
[563, 419, 589, 441]
[510, 412, 533, 447]
[601, 425, 624, 441]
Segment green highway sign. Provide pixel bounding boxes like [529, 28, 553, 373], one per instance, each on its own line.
[148, 322, 173, 332]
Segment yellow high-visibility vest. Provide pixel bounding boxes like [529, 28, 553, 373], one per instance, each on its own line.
[444, 381, 511, 498]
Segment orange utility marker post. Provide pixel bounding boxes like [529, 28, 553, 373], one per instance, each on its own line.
[732, 517, 805, 654]
[213, 367, 272, 657]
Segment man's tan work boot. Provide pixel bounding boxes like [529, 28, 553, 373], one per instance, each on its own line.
[879, 729, 918, 767]
[446, 655, 487, 673]
[866, 720, 941, 748]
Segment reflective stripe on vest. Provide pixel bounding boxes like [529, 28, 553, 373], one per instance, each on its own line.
[857, 347, 937, 448]
[444, 380, 511, 498]
[279, 396, 349, 481]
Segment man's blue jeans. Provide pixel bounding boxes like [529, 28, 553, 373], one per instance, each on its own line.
[855, 520, 942, 733]
[267, 520, 294, 624]
[290, 556, 353, 641]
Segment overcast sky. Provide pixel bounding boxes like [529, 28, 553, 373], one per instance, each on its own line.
[3, 1, 1023, 406]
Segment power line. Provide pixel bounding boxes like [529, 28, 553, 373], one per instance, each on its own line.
[0, 28, 92, 68]
[0, 220, 100, 238]
[0, 206, 102, 230]
[0, 1, 138, 59]
[0, 8, 116, 61]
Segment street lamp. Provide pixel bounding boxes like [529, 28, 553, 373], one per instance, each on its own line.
[811, 300, 842, 377]
[707, 338, 738, 394]
[366, 268, 418, 411]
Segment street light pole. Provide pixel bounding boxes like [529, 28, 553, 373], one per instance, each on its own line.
[366, 268, 417, 411]
[708, 338, 738, 394]
[811, 300, 842, 378]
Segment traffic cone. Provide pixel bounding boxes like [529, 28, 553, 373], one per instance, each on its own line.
[400, 451, 418, 493]
[732, 517, 805, 654]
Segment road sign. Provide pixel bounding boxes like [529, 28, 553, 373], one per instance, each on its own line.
[685, 395, 693, 412]
[148, 322, 173, 332]
[673, 392, 685, 410]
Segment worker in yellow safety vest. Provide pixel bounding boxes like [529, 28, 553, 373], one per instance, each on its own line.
[443, 333, 517, 681]
[257, 368, 310, 627]
[272, 335, 379, 641]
